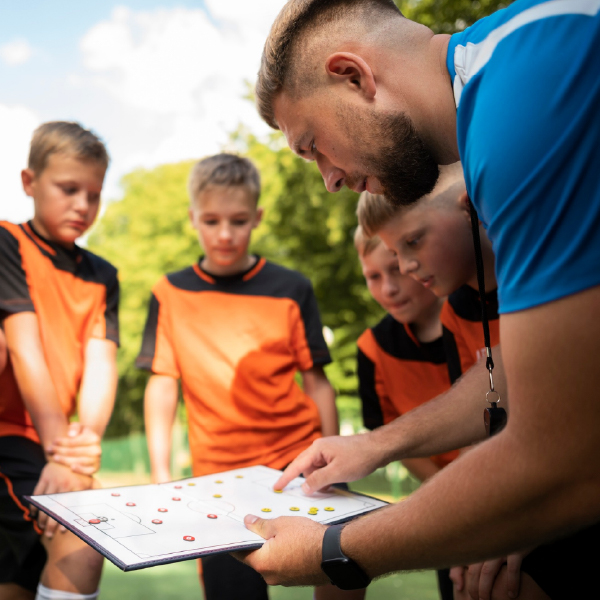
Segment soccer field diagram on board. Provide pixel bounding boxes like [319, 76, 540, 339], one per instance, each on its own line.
[27, 465, 387, 571]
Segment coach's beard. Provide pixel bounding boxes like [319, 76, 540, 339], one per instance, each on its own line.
[364, 110, 439, 207]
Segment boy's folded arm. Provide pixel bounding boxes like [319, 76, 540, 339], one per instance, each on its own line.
[302, 365, 339, 437]
[144, 374, 179, 483]
[4, 312, 69, 451]
[400, 457, 441, 482]
[50, 337, 118, 474]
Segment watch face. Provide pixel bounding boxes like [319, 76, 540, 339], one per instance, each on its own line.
[321, 558, 370, 590]
[321, 557, 351, 581]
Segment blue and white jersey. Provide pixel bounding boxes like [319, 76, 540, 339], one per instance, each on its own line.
[447, 0, 600, 313]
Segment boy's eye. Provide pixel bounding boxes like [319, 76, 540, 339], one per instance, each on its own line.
[61, 186, 78, 195]
[406, 236, 420, 247]
[367, 274, 380, 282]
[232, 219, 249, 226]
[202, 219, 218, 226]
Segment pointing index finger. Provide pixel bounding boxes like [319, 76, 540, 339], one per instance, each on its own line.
[274, 449, 319, 491]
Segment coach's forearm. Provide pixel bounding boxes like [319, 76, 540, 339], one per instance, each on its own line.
[371, 348, 506, 467]
[341, 423, 598, 577]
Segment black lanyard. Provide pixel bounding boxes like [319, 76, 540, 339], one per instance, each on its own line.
[468, 197, 507, 437]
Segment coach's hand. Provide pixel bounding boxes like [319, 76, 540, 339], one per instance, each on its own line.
[32, 462, 94, 538]
[47, 422, 102, 475]
[233, 515, 329, 586]
[274, 433, 382, 494]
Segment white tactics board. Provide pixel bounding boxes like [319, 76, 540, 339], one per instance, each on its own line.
[27, 465, 387, 571]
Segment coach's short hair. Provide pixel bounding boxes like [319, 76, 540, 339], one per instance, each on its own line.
[28, 121, 109, 174]
[188, 153, 261, 205]
[257, 0, 401, 129]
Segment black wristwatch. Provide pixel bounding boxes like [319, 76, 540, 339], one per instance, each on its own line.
[320, 524, 371, 590]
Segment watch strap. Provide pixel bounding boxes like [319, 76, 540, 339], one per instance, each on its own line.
[321, 524, 371, 590]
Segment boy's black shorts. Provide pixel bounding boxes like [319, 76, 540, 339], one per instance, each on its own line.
[0, 435, 47, 591]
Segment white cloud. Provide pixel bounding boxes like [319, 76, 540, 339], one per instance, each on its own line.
[0, 39, 33, 66]
[77, 3, 286, 200]
[0, 105, 39, 223]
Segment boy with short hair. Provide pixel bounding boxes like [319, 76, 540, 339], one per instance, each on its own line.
[354, 223, 457, 476]
[357, 163, 500, 383]
[0, 122, 119, 600]
[138, 153, 359, 600]
[357, 166, 503, 599]
[353, 220, 458, 600]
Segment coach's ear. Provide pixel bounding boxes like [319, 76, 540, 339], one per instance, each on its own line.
[325, 52, 377, 100]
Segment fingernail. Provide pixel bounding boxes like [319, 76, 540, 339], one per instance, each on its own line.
[508, 593, 517, 599]
[301, 482, 312, 494]
[245, 514, 258, 525]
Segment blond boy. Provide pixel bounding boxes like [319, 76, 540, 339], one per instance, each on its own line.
[138, 154, 362, 600]
[0, 122, 119, 600]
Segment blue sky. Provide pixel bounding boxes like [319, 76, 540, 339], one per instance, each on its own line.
[0, 0, 283, 223]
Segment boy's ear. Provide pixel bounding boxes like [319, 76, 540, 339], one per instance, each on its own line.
[253, 206, 264, 228]
[325, 52, 377, 100]
[21, 169, 35, 197]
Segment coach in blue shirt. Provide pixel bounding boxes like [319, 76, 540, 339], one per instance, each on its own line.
[238, 1, 600, 599]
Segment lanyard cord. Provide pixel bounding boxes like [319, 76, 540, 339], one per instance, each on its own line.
[467, 197, 494, 372]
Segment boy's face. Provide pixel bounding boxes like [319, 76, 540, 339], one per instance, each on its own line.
[359, 242, 439, 324]
[377, 192, 475, 297]
[21, 154, 105, 248]
[189, 186, 262, 275]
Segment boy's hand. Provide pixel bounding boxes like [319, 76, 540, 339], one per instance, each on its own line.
[47, 422, 102, 475]
[32, 461, 94, 538]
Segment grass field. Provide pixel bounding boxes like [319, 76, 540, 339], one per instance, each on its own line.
[101, 558, 440, 599]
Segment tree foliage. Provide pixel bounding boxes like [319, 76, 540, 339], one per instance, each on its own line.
[397, 0, 514, 33]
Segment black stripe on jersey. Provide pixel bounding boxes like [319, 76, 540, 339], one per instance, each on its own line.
[357, 348, 384, 430]
[136, 294, 160, 370]
[448, 285, 499, 323]
[442, 326, 462, 384]
[167, 259, 331, 366]
[371, 314, 446, 364]
[0, 226, 34, 319]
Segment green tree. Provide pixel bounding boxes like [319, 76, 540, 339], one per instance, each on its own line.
[397, 0, 514, 33]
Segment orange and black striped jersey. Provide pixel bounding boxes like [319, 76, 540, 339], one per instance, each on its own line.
[0, 221, 119, 443]
[136, 257, 331, 477]
[441, 285, 500, 384]
[357, 315, 458, 469]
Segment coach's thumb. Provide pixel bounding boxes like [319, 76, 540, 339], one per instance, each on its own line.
[244, 514, 276, 540]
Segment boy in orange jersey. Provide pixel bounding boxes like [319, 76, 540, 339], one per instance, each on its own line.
[358, 163, 499, 385]
[138, 154, 363, 600]
[0, 122, 119, 600]
[357, 166, 510, 599]
[353, 221, 457, 600]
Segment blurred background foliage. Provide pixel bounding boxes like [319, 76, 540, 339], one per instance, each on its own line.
[88, 0, 513, 440]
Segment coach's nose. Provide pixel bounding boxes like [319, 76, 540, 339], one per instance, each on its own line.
[316, 155, 345, 193]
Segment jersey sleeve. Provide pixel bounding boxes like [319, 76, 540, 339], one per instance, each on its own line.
[0, 224, 35, 320]
[456, 11, 600, 313]
[136, 291, 180, 378]
[292, 279, 331, 370]
[357, 330, 398, 430]
[103, 272, 119, 345]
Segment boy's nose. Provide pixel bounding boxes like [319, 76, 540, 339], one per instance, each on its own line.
[397, 256, 417, 276]
[72, 192, 89, 214]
